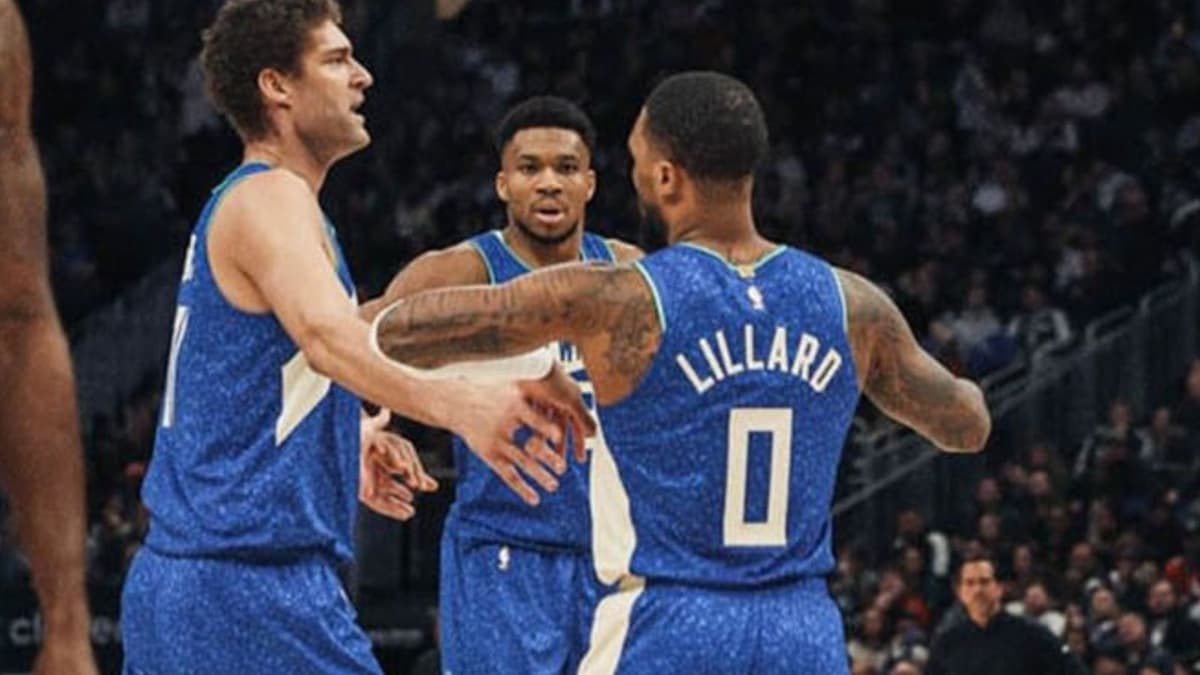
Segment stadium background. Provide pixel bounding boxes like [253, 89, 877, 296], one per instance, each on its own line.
[3, 0, 1200, 672]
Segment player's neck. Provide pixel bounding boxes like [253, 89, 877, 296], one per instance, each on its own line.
[243, 138, 329, 193]
[671, 201, 773, 266]
[502, 223, 584, 268]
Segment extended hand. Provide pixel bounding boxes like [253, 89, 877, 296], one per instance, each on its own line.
[360, 409, 438, 520]
[452, 366, 596, 506]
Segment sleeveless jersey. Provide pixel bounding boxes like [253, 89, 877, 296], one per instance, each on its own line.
[142, 162, 361, 562]
[590, 243, 860, 587]
[448, 229, 616, 549]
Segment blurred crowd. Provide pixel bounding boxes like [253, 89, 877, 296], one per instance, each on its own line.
[838, 361, 1200, 674]
[3, 0, 1200, 672]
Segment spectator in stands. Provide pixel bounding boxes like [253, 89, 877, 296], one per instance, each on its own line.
[893, 508, 951, 579]
[1170, 359, 1200, 438]
[1007, 283, 1072, 358]
[1139, 407, 1192, 472]
[1087, 586, 1123, 653]
[848, 607, 891, 675]
[1018, 581, 1067, 638]
[1145, 579, 1200, 665]
[949, 283, 1008, 376]
[927, 556, 1086, 675]
[1074, 399, 1150, 480]
[1110, 611, 1178, 674]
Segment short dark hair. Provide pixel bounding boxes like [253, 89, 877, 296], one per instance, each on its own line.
[955, 554, 996, 585]
[201, 0, 342, 140]
[643, 71, 768, 182]
[494, 96, 597, 157]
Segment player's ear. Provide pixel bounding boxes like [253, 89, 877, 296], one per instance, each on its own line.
[258, 67, 292, 109]
[654, 161, 681, 201]
[584, 168, 596, 202]
[495, 170, 510, 203]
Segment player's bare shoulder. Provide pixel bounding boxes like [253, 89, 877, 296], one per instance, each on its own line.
[222, 168, 316, 218]
[407, 242, 491, 287]
[360, 239, 491, 321]
[606, 238, 645, 263]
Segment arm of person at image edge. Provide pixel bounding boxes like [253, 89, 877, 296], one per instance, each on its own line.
[208, 169, 596, 507]
[0, 2, 99, 674]
[372, 262, 988, 454]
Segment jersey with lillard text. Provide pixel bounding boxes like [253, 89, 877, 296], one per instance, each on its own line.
[591, 243, 860, 586]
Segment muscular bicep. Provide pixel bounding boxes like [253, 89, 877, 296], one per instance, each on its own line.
[607, 239, 645, 263]
[359, 245, 488, 322]
[838, 269, 990, 452]
[376, 262, 660, 402]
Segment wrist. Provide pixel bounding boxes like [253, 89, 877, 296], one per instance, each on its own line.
[422, 379, 476, 432]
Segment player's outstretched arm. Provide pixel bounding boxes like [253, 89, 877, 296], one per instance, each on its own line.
[0, 2, 97, 673]
[374, 261, 660, 405]
[837, 269, 991, 453]
[214, 172, 593, 504]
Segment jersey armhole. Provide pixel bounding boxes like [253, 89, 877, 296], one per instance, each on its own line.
[603, 237, 619, 263]
[830, 266, 849, 335]
[201, 169, 282, 317]
[466, 239, 497, 284]
[632, 260, 666, 332]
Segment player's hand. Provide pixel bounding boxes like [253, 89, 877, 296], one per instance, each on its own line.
[32, 630, 97, 675]
[360, 409, 438, 520]
[518, 364, 595, 463]
[450, 368, 596, 506]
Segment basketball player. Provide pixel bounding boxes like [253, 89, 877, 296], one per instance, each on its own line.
[363, 96, 641, 674]
[119, 2, 592, 674]
[374, 71, 991, 673]
[0, 2, 98, 673]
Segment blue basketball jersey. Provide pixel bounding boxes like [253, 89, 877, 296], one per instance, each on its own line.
[591, 243, 860, 587]
[142, 162, 362, 562]
[448, 229, 616, 549]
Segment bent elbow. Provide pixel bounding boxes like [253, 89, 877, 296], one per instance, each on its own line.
[946, 383, 991, 453]
[962, 409, 992, 453]
[295, 317, 341, 379]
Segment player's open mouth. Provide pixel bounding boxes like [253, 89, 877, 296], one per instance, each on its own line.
[533, 207, 566, 225]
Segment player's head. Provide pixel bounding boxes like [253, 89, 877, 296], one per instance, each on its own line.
[493, 96, 597, 247]
[628, 71, 768, 242]
[201, 0, 373, 162]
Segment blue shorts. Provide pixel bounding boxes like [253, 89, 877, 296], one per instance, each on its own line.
[439, 524, 599, 675]
[579, 577, 850, 674]
[121, 547, 380, 675]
